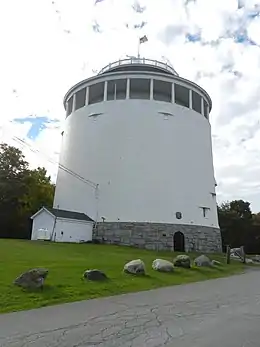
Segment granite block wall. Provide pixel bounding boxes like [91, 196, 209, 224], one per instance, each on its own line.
[93, 222, 222, 253]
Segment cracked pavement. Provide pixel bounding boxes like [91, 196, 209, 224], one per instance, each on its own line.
[1, 270, 260, 347]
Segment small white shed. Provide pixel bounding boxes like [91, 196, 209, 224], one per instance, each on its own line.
[31, 207, 94, 243]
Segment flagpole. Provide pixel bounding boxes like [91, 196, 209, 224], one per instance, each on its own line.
[137, 35, 147, 59]
[137, 38, 140, 59]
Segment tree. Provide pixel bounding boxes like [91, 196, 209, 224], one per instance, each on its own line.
[218, 199, 258, 253]
[252, 213, 260, 226]
[230, 199, 252, 219]
[20, 167, 55, 216]
[0, 143, 55, 239]
[218, 200, 252, 219]
[0, 143, 29, 203]
[0, 143, 29, 237]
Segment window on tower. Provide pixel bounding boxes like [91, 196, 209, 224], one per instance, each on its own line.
[75, 88, 86, 110]
[192, 91, 202, 114]
[200, 206, 210, 218]
[130, 78, 150, 99]
[89, 82, 105, 104]
[107, 79, 127, 100]
[153, 80, 172, 102]
[66, 96, 73, 117]
[203, 99, 209, 119]
[174, 84, 189, 107]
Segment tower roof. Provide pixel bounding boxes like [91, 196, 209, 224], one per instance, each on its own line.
[98, 58, 179, 77]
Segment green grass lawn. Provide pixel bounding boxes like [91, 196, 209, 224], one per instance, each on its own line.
[0, 239, 247, 314]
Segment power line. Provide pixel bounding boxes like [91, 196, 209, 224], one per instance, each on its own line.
[0, 120, 98, 189]
[12, 135, 98, 189]
[12, 135, 100, 222]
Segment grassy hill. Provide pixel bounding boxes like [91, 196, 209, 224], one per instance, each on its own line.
[0, 239, 246, 313]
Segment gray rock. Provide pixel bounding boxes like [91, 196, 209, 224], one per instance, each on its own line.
[124, 259, 145, 275]
[212, 260, 222, 266]
[152, 259, 174, 272]
[194, 255, 212, 267]
[173, 255, 191, 269]
[251, 255, 260, 263]
[245, 258, 253, 264]
[14, 268, 48, 289]
[84, 269, 108, 281]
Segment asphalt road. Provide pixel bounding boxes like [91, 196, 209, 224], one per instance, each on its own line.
[1, 269, 260, 347]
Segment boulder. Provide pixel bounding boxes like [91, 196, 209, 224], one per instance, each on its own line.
[173, 255, 191, 269]
[251, 255, 260, 263]
[245, 258, 253, 264]
[152, 259, 174, 272]
[84, 269, 108, 281]
[124, 259, 145, 275]
[212, 260, 222, 266]
[194, 255, 212, 267]
[14, 268, 48, 289]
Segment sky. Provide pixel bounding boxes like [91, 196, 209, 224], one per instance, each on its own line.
[0, 0, 260, 211]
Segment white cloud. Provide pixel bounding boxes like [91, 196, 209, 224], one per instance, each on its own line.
[247, 15, 260, 44]
[186, 0, 238, 41]
[0, 0, 260, 212]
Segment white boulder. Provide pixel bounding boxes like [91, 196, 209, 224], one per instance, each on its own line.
[152, 259, 174, 272]
[212, 260, 222, 266]
[245, 258, 253, 264]
[252, 255, 260, 263]
[123, 259, 145, 275]
[194, 255, 212, 267]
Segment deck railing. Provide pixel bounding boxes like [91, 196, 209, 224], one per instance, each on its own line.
[98, 58, 179, 76]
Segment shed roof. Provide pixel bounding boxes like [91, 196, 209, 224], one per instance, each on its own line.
[31, 207, 94, 222]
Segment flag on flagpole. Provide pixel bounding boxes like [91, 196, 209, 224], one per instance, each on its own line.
[139, 35, 148, 44]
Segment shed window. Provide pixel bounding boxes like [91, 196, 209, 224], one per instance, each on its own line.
[75, 88, 86, 110]
[66, 97, 73, 117]
[107, 79, 127, 100]
[153, 80, 171, 102]
[192, 91, 202, 114]
[175, 84, 189, 107]
[130, 78, 150, 99]
[203, 99, 209, 119]
[89, 82, 104, 104]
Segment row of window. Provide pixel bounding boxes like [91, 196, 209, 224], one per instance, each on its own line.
[176, 207, 211, 219]
[66, 78, 209, 118]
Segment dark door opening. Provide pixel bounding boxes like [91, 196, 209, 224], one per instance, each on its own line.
[174, 231, 185, 252]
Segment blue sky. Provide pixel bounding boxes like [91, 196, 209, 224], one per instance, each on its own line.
[14, 117, 59, 140]
[1, 0, 260, 211]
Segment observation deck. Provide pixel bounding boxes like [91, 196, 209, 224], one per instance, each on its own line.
[98, 58, 179, 77]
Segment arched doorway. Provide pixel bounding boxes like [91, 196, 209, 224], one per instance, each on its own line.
[174, 231, 185, 252]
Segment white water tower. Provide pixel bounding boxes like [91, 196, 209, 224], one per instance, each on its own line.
[53, 57, 222, 252]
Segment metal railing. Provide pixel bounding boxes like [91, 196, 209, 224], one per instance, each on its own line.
[98, 58, 179, 76]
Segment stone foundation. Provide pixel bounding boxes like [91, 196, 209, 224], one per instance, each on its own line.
[94, 222, 222, 253]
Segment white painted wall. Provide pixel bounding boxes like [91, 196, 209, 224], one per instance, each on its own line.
[54, 98, 219, 228]
[31, 210, 55, 240]
[53, 218, 93, 243]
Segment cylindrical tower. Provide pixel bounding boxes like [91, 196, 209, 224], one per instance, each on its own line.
[54, 58, 222, 252]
